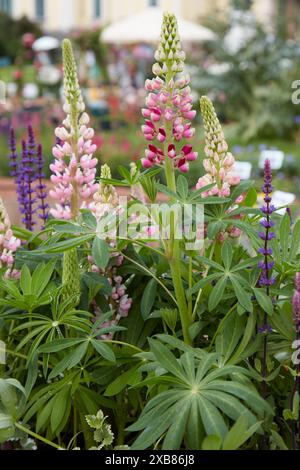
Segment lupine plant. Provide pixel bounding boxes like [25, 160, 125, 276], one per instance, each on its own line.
[0, 13, 300, 451]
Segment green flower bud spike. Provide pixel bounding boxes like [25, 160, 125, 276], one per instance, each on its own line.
[197, 96, 240, 197]
[93, 164, 118, 221]
[153, 12, 186, 77]
[62, 39, 84, 134]
[61, 248, 81, 308]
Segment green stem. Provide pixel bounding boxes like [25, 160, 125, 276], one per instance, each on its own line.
[104, 340, 143, 354]
[164, 144, 192, 345]
[192, 241, 216, 320]
[15, 422, 64, 450]
[6, 349, 51, 368]
[121, 252, 177, 306]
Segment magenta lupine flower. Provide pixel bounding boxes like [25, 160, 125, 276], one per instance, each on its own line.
[141, 13, 197, 173]
[50, 40, 99, 220]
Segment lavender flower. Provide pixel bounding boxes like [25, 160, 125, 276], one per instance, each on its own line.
[291, 272, 300, 449]
[36, 144, 49, 228]
[9, 128, 18, 178]
[258, 159, 276, 399]
[258, 324, 273, 334]
[292, 273, 300, 333]
[8, 126, 48, 231]
[259, 159, 276, 289]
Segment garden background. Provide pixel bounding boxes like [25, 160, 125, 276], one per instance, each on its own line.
[1, 0, 300, 222]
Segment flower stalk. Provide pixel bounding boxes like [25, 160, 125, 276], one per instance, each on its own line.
[291, 273, 300, 449]
[141, 13, 196, 344]
[50, 39, 98, 220]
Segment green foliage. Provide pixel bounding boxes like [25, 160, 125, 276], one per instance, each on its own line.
[128, 338, 272, 450]
[0, 12, 42, 61]
[196, 11, 300, 140]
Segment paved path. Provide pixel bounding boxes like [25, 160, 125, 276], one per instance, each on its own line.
[0, 177, 166, 226]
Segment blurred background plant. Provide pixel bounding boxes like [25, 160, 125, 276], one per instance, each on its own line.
[1, 0, 300, 210]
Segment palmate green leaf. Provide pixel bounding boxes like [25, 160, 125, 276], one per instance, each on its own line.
[104, 365, 141, 397]
[188, 273, 221, 296]
[176, 175, 189, 199]
[216, 313, 244, 364]
[253, 288, 274, 316]
[228, 312, 257, 365]
[128, 339, 269, 450]
[230, 276, 253, 312]
[20, 265, 32, 295]
[230, 256, 261, 273]
[222, 415, 262, 450]
[50, 386, 71, 435]
[48, 342, 88, 380]
[92, 237, 110, 270]
[38, 338, 84, 354]
[141, 279, 157, 320]
[279, 212, 291, 261]
[197, 256, 224, 272]
[205, 380, 273, 416]
[208, 276, 228, 312]
[36, 396, 54, 433]
[155, 334, 204, 357]
[289, 219, 300, 261]
[31, 260, 57, 297]
[198, 396, 228, 439]
[23, 372, 78, 425]
[91, 340, 115, 363]
[201, 390, 257, 426]
[148, 339, 187, 382]
[33, 234, 94, 254]
[202, 435, 222, 450]
[161, 400, 190, 450]
[221, 242, 233, 271]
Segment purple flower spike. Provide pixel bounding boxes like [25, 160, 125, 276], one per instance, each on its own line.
[8, 125, 48, 232]
[9, 128, 18, 179]
[258, 159, 276, 291]
[36, 144, 49, 228]
[293, 273, 300, 332]
[259, 323, 273, 334]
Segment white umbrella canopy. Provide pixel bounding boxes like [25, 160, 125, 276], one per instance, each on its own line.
[102, 7, 215, 44]
[32, 36, 60, 52]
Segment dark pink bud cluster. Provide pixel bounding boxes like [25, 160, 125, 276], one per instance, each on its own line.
[141, 75, 197, 173]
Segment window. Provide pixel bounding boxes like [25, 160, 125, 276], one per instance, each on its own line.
[148, 0, 158, 6]
[0, 0, 12, 15]
[94, 0, 101, 18]
[35, 0, 44, 21]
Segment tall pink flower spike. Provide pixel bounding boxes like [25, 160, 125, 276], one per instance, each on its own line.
[50, 39, 99, 220]
[196, 96, 240, 198]
[141, 13, 197, 173]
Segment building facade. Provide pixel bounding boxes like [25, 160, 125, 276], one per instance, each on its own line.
[0, 0, 284, 32]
